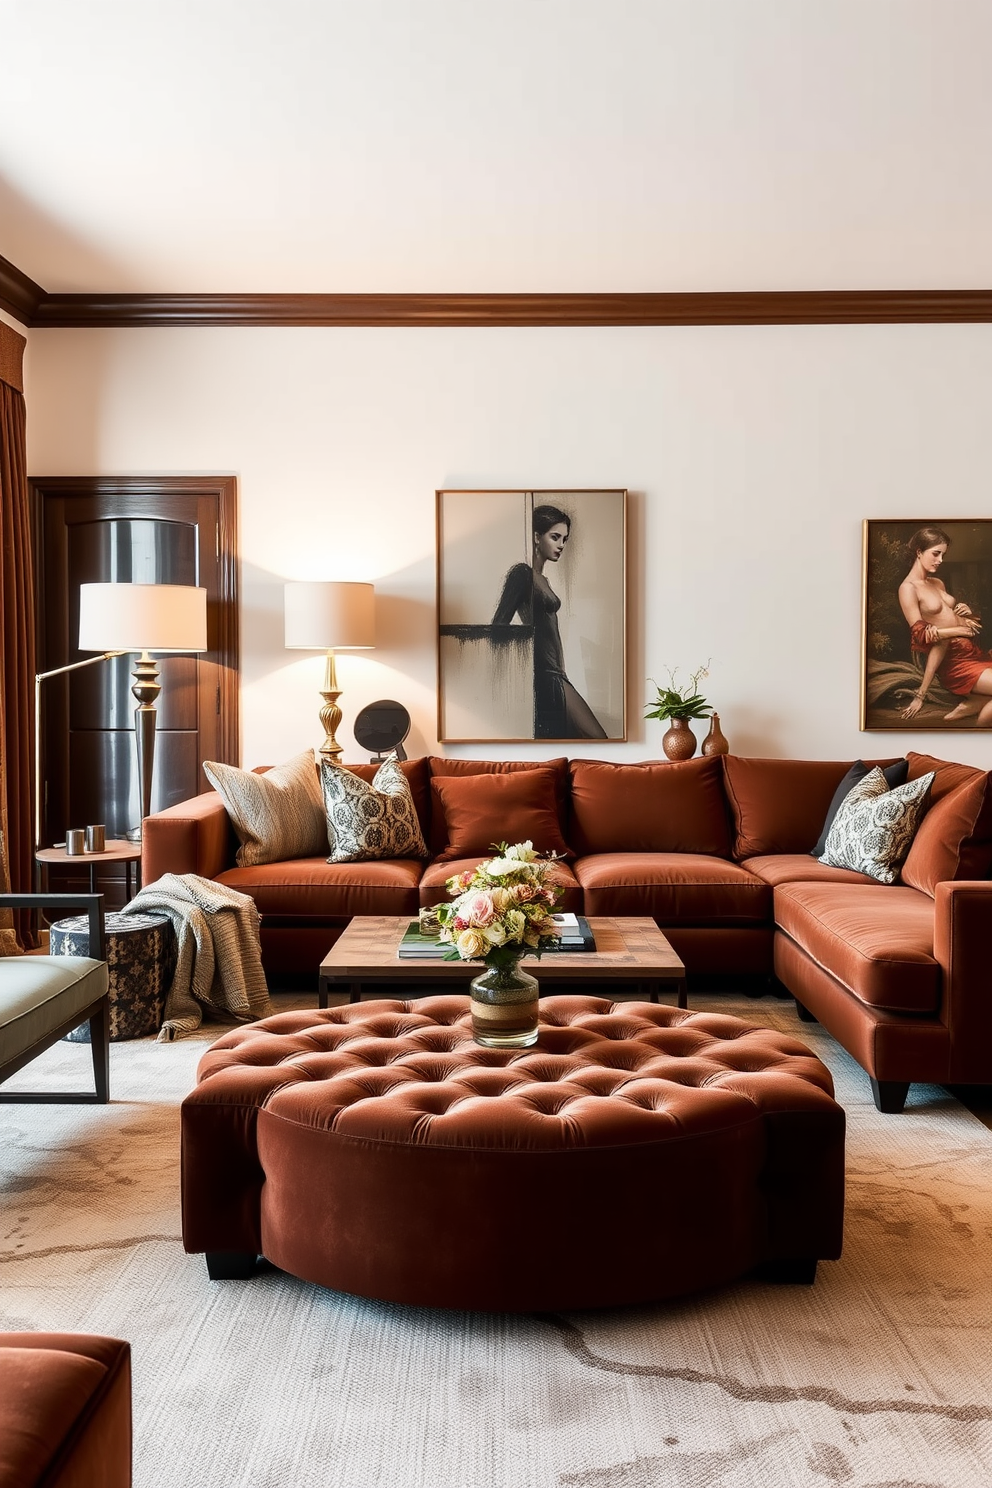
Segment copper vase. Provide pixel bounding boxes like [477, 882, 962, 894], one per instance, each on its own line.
[701, 712, 729, 756]
[662, 717, 697, 761]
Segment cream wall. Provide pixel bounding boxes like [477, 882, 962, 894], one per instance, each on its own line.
[24, 321, 992, 771]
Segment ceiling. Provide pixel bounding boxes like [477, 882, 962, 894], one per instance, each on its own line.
[2, 0, 991, 296]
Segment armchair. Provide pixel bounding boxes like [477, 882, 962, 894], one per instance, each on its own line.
[0, 894, 110, 1102]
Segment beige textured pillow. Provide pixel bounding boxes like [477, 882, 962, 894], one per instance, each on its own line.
[203, 750, 327, 867]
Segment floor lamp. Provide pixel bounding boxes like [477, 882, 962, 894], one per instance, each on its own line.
[34, 651, 126, 852]
[78, 583, 209, 837]
[284, 581, 375, 762]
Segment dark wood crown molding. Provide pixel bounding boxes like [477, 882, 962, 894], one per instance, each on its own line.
[0, 253, 46, 326]
[27, 288, 992, 327]
[1, 250, 990, 328]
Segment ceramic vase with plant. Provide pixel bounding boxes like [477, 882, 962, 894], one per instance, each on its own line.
[645, 663, 712, 761]
[435, 841, 564, 1047]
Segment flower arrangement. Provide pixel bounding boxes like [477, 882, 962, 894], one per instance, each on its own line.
[644, 661, 713, 722]
[436, 841, 564, 970]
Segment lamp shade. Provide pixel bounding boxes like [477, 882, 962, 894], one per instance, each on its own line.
[78, 583, 208, 653]
[284, 581, 375, 650]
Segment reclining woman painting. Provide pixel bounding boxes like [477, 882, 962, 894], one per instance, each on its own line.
[862, 518, 992, 730]
[898, 526, 992, 727]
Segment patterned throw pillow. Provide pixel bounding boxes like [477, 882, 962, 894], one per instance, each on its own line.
[203, 750, 327, 867]
[819, 767, 935, 884]
[321, 754, 428, 864]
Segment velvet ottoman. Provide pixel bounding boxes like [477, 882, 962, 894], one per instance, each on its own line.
[0, 1333, 131, 1488]
[181, 996, 845, 1310]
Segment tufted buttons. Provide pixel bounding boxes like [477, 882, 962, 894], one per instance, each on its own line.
[196, 995, 837, 1153]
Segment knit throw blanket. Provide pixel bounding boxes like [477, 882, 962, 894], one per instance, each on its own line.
[122, 874, 272, 1041]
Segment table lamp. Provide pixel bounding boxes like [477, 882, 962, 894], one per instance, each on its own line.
[78, 582, 209, 836]
[284, 581, 376, 762]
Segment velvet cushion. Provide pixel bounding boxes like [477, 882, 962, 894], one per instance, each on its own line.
[217, 858, 423, 918]
[418, 856, 584, 913]
[818, 768, 934, 885]
[427, 757, 569, 856]
[568, 756, 732, 857]
[900, 752, 992, 894]
[774, 882, 939, 1013]
[810, 758, 909, 857]
[203, 750, 326, 867]
[723, 756, 904, 860]
[430, 767, 572, 864]
[572, 852, 770, 924]
[321, 755, 428, 864]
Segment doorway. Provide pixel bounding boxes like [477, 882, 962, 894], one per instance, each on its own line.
[31, 477, 239, 863]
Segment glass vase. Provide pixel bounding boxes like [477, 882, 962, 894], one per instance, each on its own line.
[470, 949, 540, 1048]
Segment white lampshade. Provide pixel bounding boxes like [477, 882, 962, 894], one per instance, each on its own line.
[78, 583, 208, 653]
[284, 581, 375, 650]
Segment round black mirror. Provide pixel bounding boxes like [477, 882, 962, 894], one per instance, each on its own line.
[353, 699, 411, 761]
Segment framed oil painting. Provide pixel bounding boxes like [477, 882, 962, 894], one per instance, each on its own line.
[862, 518, 992, 731]
[436, 489, 627, 743]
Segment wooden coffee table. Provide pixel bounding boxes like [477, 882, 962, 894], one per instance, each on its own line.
[318, 915, 686, 1009]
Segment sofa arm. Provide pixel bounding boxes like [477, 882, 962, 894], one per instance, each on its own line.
[142, 791, 236, 884]
[934, 880, 992, 1078]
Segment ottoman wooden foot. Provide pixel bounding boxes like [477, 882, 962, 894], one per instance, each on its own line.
[870, 1078, 910, 1114]
[755, 1257, 819, 1285]
[205, 1251, 257, 1280]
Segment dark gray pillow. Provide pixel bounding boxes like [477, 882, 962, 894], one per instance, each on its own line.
[811, 758, 909, 858]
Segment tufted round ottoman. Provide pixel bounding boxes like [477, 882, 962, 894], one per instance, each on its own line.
[181, 996, 845, 1310]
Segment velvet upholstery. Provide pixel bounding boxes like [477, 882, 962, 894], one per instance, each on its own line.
[216, 858, 422, 918]
[426, 756, 569, 857]
[430, 767, 572, 863]
[182, 997, 845, 1309]
[573, 853, 770, 924]
[900, 754, 992, 894]
[774, 882, 939, 1014]
[0, 1333, 131, 1488]
[568, 756, 732, 857]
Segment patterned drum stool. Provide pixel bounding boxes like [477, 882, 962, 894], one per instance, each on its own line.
[52, 912, 177, 1041]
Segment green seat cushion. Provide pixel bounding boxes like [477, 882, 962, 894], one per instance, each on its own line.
[0, 957, 108, 1064]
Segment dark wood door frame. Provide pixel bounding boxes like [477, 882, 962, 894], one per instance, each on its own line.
[30, 475, 240, 847]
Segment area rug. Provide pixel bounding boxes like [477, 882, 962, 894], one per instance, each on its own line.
[2, 993, 991, 1488]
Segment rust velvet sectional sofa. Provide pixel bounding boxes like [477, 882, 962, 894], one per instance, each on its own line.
[142, 750, 992, 1113]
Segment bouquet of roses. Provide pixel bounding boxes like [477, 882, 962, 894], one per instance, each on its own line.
[435, 840, 564, 969]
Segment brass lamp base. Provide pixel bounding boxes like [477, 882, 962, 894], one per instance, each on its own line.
[317, 650, 344, 763]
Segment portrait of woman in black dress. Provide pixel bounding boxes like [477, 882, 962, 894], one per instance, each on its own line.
[492, 504, 608, 739]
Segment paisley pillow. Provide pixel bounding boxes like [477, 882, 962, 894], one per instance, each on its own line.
[321, 754, 428, 864]
[819, 767, 934, 884]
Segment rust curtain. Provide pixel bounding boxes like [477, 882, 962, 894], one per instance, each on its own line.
[0, 319, 37, 951]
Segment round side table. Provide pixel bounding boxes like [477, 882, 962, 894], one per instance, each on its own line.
[52, 911, 177, 1041]
[36, 840, 142, 898]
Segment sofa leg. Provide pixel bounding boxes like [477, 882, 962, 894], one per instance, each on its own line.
[794, 998, 818, 1023]
[755, 1258, 818, 1285]
[206, 1251, 258, 1280]
[870, 1078, 910, 1114]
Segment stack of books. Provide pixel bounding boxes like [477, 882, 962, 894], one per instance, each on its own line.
[396, 913, 596, 959]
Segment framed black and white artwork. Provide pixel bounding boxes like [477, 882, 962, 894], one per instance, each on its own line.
[436, 489, 627, 744]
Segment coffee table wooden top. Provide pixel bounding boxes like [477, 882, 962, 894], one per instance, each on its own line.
[319, 915, 685, 989]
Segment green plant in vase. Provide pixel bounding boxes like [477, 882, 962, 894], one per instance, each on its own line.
[645, 662, 712, 760]
[435, 841, 564, 1048]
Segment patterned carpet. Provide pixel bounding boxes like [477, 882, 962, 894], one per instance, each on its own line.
[2, 991, 991, 1488]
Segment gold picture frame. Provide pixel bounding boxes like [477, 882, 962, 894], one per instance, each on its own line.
[861, 518, 992, 731]
[436, 489, 627, 744]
